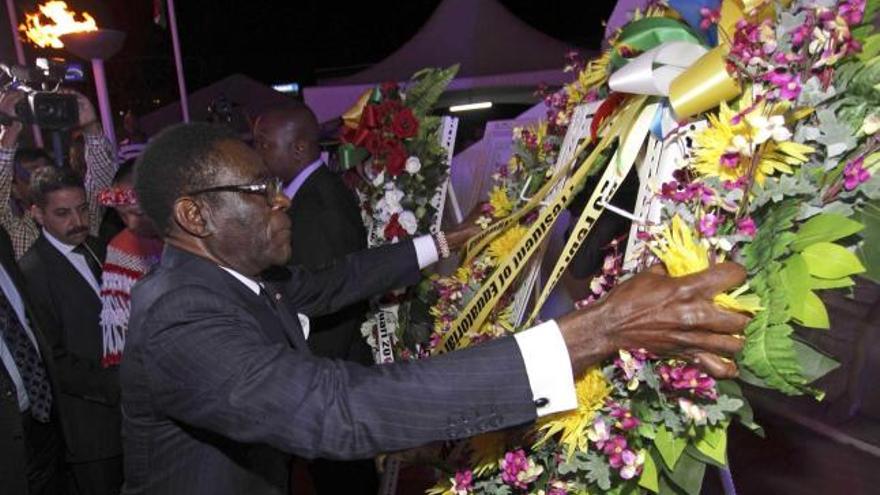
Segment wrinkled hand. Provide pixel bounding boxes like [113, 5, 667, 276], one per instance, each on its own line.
[558, 262, 750, 379]
[445, 202, 488, 251]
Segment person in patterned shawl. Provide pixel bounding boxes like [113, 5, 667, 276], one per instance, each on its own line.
[98, 160, 163, 367]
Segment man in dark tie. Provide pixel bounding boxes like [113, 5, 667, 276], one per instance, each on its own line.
[20, 167, 121, 495]
[254, 105, 378, 493]
[122, 123, 749, 495]
[0, 225, 66, 494]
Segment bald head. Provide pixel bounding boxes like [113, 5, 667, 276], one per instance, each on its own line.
[253, 105, 321, 184]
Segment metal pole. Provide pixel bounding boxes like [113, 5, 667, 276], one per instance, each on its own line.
[90, 59, 116, 147]
[4, 0, 43, 147]
[166, 0, 190, 122]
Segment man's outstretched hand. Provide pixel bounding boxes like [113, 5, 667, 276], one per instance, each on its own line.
[558, 262, 751, 379]
[444, 202, 488, 252]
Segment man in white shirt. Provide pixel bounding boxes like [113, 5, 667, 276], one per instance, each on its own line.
[20, 167, 122, 495]
[0, 225, 65, 494]
[121, 123, 749, 495]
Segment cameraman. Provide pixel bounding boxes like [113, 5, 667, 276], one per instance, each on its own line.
[0, 89, 116, 258]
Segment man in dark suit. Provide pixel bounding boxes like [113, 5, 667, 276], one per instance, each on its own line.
[254, 105, 377, 493]
[20, 167, 122, 495]
[122, 123, 749, 495]
[0, 224, 67, 494]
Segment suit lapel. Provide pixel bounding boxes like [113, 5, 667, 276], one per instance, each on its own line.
[36, 235, 100, 305]
[262, 283, 307, 349]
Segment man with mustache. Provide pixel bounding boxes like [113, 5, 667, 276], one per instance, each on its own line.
[20, 166, 122, 495]
[121, 123, 749, 494]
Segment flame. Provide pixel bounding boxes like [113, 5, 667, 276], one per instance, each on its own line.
[19, 1, 98, 49]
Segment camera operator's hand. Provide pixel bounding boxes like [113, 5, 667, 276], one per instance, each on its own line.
[61, 89, 100, 136]
[0, 90, 25, 147]
[557, 262, 750, 379]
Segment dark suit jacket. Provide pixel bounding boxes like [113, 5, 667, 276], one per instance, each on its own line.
[120, 242, 537, 495]
[0, 227, 62, 492]
[19, 234, 121, 463]
[287, 165, 372, 363]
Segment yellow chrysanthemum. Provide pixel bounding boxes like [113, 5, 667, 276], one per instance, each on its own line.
[533, 367, 611, 459]
[477, 306, 515, 337]
[575, 50, 611, 93]
[650, 216, 763, 314]
[487, 225, 529, 265]
[454, 265, 472, 284]
[488, 186, 514, 219]
[693, 100, 814, 185]
[469, 431, 507, 476]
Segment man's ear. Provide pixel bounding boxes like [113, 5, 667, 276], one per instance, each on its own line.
[30, 204, 44, 226]
[172, 197, 211, 238]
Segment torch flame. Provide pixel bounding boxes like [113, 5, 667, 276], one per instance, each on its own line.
[19, 1, 98, 49]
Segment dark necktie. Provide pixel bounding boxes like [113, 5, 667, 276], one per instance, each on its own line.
[0, 290, 52, 422]
[73, 243, 103, 283]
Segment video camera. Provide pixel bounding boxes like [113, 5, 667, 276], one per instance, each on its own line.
[0, 58, 80, 130]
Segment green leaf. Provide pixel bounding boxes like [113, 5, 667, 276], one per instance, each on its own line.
[793, 339, 840, 385]
[791, 214, 864, 252]
[859, 33, 880, 61]
[856, 200, 880, 283]
[793, 290, 831, 329]
[780, 254, 810, 320]
[666, 452, 707, 495]
[584, 451, 612, 491]
[802, 242, 866, 279]
[639, 449, 660, 493]
[717, 381, 764, 436]
[741, 322, 806, 395]
[654, 424, 688, 470]
[694, 424, 728, 466]
[405, 65, 459, 117]
[811, 275, 855, 290]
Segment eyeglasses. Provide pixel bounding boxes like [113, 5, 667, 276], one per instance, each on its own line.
[185, 177, 284, 206]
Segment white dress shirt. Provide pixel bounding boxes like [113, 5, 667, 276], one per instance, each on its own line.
[221, 237, 577, 417]
[0, 264, 41, 412]
[43, 228, 101, 295]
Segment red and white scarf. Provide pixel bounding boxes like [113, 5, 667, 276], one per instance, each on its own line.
[99, 229, 163, 367]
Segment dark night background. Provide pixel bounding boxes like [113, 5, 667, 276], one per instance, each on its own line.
[7, 0, 616, 116]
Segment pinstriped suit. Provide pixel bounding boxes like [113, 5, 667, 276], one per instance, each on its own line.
[120, 240, 537, 495]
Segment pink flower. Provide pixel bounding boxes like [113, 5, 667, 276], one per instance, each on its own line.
[603, 435, 628, 467]
[844, 157, 871, 190]
[453, 469, 473, 494]
[658, 363, 718, 400]
[737, 216, 757, 237]
[500, 449, 542, 490]
[619, 449, 645, 480]
[765, 70, 802, 101]
[698, 213, 721, 237]
[719, 151, 741, 168]
[610, 403, 640, 431]
[839, 0, 865, 25]
[699, 7, 720, 30]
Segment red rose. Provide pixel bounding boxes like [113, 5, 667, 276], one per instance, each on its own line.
[377, 100, 403, 124]
[364, 131, 382, 155]
[382, 139, 407, 176]
[391, 107, 419, 139]
[360, 104, 380, 129]
[384, 213, 407, 240]
[381, 81, 399, 98]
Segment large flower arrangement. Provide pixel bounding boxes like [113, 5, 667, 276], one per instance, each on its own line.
[341, 66, 458, 242]
[340, 66, 459, 361]
[425, 1, 880, 494]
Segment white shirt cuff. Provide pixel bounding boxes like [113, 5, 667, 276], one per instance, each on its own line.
[513, 320, 577, 417]
[412, 235, 439, 270]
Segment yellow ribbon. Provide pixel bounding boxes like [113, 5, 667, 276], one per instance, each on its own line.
[341, 89, 373, 129]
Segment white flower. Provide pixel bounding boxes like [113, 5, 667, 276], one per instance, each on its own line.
[371, 170, 385, 187]
[398, 210, 418, 235]
[746, 114, 791, 145]
[405, 156, 421, 174]
[587, 418, 610, 443]
[678, 398, 708, 425]
[862, 114, 880, 136]
[376, 187, 404, 222]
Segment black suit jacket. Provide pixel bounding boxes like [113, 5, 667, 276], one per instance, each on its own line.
[287, 165, 372, 363]
[19, 234, 121, 463]
[0, 227, 63, 492]
[120, 242, 537, 495]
